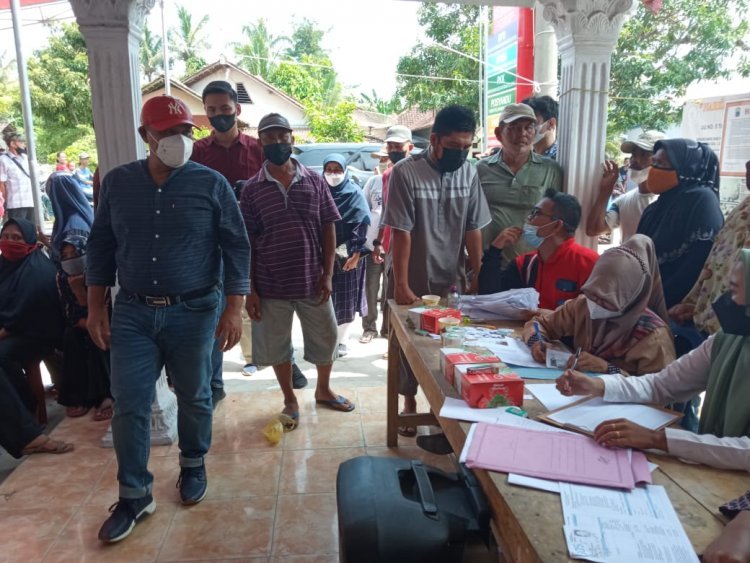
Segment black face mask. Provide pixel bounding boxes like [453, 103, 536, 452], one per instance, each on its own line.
[437, 147, 469, 173]
[209, 113, 236, 133]
[712, 291, 750, 336]
[388, 151, 406, 164]
[16, 147, 27, 155]
[263, 143, 293, 166]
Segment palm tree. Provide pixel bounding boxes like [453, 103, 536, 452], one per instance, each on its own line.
[233, 19, 290, 79]
[139, 23, 163, 82]
[171, 5, 209, 78]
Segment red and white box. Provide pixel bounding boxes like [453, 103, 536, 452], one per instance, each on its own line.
[420, 308, 462, 334]
[456, 368, 524, 408]
[439, 350, 502, 386]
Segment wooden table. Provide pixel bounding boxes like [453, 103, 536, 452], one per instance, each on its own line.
[386, 301, 749, 562]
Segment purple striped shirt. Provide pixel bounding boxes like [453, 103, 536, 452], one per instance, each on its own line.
[240, 161, 341, 299]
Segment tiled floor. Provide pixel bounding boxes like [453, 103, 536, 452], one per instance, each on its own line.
[0, 386, 456, 562]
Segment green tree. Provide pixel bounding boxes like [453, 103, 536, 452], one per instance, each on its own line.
[395, 4, 480, 111]
[609, 0, 750, 133]
[285, 18, 327, 60]
[140, 23, 164, 82]
[233, 19, 290, 79]
[171, 5, 209, 79]
[0, 51, 21, 126]
[358, 89, 404, 115]
[26, 23, 93, 157]
[306, 99, 364, 143]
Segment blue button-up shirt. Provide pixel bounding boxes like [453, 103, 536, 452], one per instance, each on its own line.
[87, 160, 250, 296]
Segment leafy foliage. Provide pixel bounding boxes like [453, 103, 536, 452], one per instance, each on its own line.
[305, 99, 364, 143]
[139, 23, 164, 83]
[395, 4, 480, 111]
[358, 89, 404, 115]
[609, 0, 750, 133]
[233, 19, 290, 79]
[171, 5, 209, 80]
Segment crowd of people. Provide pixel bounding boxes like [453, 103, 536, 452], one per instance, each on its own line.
[0, 83, 748, 557]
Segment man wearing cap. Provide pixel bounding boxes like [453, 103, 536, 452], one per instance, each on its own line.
[585, 130, 665, 242]
[73, 152, 94, 188]
[87, 95, 250, 543]
[0, 129, 35, 222]
[359, 144, 389, 343]
[240, 112, 355, 425]
[477, 103, 563, 267]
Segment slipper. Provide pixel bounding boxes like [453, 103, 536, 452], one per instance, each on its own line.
[93, 401, 114, 421]
[359, 331, 375, 344]
[315, 395, 355, 412]
[278, 412, 299, 432]
[65, 406, 90, 418]
[398, 411, 417, 437]
[22, 436, 74, 456]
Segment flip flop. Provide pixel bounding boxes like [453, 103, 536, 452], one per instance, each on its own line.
[278, 412, 299, 432]
[93, 401, 114, 421]
[21, 436, 74, 456]
[359, 331, 375, 344]
[398, 411, 417, 437]
[65, 406, 90, 418]
[315, 395, 355, 412]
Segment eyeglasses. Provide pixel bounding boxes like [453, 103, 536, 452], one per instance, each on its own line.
[527, 207, 559, 221]
[504, 122, 537, 135]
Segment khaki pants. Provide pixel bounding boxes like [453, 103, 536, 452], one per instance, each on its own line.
[240, 300, 253, 364]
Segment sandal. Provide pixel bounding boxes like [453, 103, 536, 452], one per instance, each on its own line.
[21, 436, 74, 456]
[359, 331, 376, 344]
[398, 411, 417, 437]
[315, 395, 355, 412]
[278, 412, 299, 432]
[65, 406, 90, 418]
[93, 399, 114, 421]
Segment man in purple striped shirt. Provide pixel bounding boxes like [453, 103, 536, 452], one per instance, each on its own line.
[240, 113, 355, 426]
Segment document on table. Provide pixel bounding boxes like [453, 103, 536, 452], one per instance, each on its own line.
[465, 423, 639, 489]
[560, 483, 698, 562]
[546, 396, 680, 433]
[483, 337, 548, 369]
[442, 397, 573, 433]
[459, 288, 539, 320]
[527, 383, 583, 411]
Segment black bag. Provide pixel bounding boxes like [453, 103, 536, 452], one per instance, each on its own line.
[336, 456, 492, 563]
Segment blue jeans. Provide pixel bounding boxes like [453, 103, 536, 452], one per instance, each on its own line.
[210, 292, 226, 389]
[110, 289, 220, 499]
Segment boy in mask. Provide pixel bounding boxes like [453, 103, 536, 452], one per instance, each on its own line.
[87, 95, 250, 543]
[585, 130, 666, 242]
[478, 188, 598, 312]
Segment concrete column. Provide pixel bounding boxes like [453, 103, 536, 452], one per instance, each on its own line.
[533, 1, 558, 97]
[68, 0, 178, 447]
[538, 0, 633, 250]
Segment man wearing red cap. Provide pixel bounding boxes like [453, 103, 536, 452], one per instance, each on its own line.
[86, 95, 250, 543]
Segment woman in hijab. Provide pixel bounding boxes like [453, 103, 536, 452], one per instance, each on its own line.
[556, 249, 750, 471]
[322, 154, 371, 357]
[0, 218, 64, 414]
[636, 139, 724, 309]
[46, 172, 94, 260]
[56, 234, 112, 420]
[523, 235, 675, 375]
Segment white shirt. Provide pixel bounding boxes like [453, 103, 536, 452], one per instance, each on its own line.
[605, 188, 655, 241]
[0, 152, 34, 209]
[600, 336, 750, 472]
[363, 174, 383, 250]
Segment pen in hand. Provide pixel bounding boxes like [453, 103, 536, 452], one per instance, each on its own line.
[533, 321, 546, 352]
[570, 347, 582, 372]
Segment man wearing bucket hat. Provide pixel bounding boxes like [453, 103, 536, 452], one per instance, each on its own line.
[477, 103, 563, 267]
[87, 95, 250, 543]
[586, 130, 666, 242]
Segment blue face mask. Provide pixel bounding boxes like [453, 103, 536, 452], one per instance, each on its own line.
[522, 222, 550, 248]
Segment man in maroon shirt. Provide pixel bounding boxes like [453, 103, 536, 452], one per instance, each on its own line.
[192, 81, 307, 393]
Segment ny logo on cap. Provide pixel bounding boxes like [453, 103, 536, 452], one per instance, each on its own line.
[167, 101, 183, 115]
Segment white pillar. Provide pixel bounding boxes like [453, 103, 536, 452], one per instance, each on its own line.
[539, 0, 633, 250]
[67, 0, 178, 447]
[533, 1, 558, 98]
[69, 0, 153, 177]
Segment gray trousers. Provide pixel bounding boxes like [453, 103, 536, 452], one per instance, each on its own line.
[5, 207, 35, 222]
[361, 253, 385, 335]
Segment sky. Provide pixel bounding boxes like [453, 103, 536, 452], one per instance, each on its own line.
[0, 0, 423, 98]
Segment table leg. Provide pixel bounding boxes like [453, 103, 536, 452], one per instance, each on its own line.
[386, 320, 400, 447]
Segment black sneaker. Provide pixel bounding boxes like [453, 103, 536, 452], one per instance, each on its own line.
[98, 495, 156, 543]
[291, 363, 308, 389]
[177, 463, 207, 505]
[211, 386, 226, 409]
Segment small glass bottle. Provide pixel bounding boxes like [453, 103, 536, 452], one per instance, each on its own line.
[447, 284, 461, 310]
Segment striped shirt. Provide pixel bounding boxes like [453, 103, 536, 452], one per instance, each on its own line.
[0, 153, 34, 209]
[240, 161, 341, 299]
[87, 160, 250, 296]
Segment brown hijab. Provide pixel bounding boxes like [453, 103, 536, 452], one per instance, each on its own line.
[580, 234, 669, 356]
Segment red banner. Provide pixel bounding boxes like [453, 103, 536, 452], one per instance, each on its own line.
[0, 0, 64, 10]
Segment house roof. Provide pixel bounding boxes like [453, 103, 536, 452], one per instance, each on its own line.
[141, 77, 204, 103]
[182, 60, 305, 110]
[397, 107, 436, 132]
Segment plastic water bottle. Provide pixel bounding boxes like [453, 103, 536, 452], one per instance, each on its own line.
[447, 284, 461, 310]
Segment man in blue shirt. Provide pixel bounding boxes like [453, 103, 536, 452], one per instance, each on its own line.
[86, 95, 250, 543]
[73, 152, 94, 187]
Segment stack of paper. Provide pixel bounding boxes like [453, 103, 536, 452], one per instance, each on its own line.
[464, 423, 651, 490]
[459, 288, 539, 320]
[560, 483, 698, 562]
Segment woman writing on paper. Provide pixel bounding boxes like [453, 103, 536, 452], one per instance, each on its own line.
[556, 249, 750, 471]
[522, 235, 675, 376]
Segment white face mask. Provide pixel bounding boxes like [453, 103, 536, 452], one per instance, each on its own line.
[150, 133, 193, 168]
[628, 166, 650, 185]
[325, 172, 345, 187]
[376, 161, 388, 174]
[586, 297, 620, 320]
[533, 121, 549, 145]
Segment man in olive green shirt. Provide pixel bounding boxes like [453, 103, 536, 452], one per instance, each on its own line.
[477, 103, 563, 266]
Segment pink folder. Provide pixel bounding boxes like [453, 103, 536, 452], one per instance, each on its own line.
[465, 423, 651, 490]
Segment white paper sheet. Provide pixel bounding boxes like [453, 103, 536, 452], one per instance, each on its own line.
[440, 397, 573, 434]
[560, 483, 699, 562]
[459, 422, 477, 463]
[507, 474, 561, 493]
[527, 384, 583, 411]
[547, 396, 679, 432]
[483, 337, 548, 369]
[460, 288, 539, 320]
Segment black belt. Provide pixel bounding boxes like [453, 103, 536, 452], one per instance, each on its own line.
[123, 284, 219, 308]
